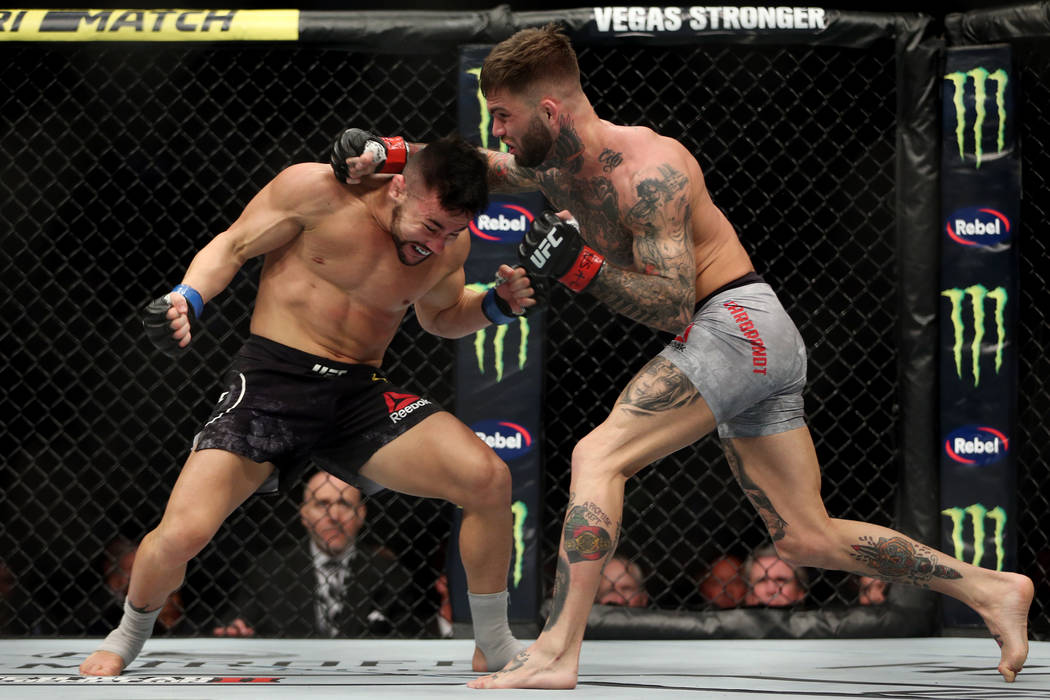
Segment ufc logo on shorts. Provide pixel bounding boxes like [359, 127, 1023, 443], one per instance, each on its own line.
[528, 229, 563, 269]
[312, 363, 347, 377]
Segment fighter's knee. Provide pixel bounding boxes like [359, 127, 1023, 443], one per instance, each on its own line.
[771, 529, 831, 568]
[151, 522, 215, 563]
[458, 452, 512, 509]
[570, 434, 628, 482]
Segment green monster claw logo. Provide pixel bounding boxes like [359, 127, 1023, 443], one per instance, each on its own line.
[511, 500, 527, 587]
[941, 285, 1006, 387]
[467, 282, 530, 382]
[466, 67, 508, 153]
[944, 66, 1008, 168]
[941, 503, 1006, 571]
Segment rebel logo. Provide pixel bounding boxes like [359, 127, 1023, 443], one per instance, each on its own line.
[945, 207, 1011, 246]
[944, 425, 1009, 465]
[469, 201, 534, 243]
[471, 419, 533, 460]
[383, 391, 431, 423]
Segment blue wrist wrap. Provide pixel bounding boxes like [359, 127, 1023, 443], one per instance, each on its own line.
[171, 283, 204, 318]
[481, 287, 517, 325]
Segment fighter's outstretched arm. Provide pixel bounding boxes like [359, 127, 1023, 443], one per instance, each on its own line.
[143, 164, 322, 354]
[330, 128, 539, 194]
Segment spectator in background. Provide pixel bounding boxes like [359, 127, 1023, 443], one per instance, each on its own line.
[857, 575, 890, 605]
[744, 544, 808, 607]
[430, 572, 454, 638]
[698, 554, 747, 609]
[213, 470, 413, 638]
[595, 555, 649, 608]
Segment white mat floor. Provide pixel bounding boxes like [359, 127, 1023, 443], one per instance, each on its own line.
[0, 637, 1047, 698]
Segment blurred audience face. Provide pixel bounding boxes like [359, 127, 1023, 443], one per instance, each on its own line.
[699, 554, 747, 608]
[105, 549, 136, 601]
[858, 576, 888, 605]
[595, 556, 649, 608]
[300, 472, 366, 556]
[745, 554, 806, 607]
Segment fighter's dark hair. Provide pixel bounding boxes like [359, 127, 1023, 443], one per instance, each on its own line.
[406, 133, 488, 215]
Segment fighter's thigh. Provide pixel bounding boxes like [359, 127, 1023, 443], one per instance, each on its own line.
[157, 449, 275, 541]
[720, 427, 830, 540]
[581, 356, 718, 478]
[358, 412, 509, 505]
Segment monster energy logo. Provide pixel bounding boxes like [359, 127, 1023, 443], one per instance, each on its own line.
[511, 500, 527, 587]
[944, 66, 1008, 168]
[941, 284, 1006, 387]
[468, 282, 530, 382]
[941, 503, 1006, 571]
[466, 67, 508, 153]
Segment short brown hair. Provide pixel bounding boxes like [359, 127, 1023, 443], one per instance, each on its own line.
[480, 24, 580, 97]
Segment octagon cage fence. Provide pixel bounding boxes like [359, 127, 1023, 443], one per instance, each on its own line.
[0, 4, 1047, 643]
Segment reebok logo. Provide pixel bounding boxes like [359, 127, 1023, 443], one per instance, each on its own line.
[384, 391, 431, 423]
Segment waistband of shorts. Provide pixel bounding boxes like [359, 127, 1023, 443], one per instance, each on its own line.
[694, 271, 766, 313]
[242, 334, 377, 374]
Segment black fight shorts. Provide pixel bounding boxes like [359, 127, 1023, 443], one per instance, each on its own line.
[192, 335, 442, 494]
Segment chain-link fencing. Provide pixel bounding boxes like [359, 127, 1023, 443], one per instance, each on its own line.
[0, 8, 1045, 641]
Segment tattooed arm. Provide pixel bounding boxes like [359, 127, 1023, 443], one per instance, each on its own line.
[586, 161, 696, 333]
[484, 150, 542, 193]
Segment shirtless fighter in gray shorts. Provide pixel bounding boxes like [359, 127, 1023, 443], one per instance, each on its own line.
[332, 26, 1034, 690]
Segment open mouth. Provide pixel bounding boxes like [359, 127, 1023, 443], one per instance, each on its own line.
[411, 244, 432, 258]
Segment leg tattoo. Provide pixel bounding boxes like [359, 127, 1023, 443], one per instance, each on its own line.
[563, 504, 614, 563]
[618, 357, 699, 415]
[722, 440, 788, 541]
[850, 535, 962, 587]
[544, 555, 571, 631]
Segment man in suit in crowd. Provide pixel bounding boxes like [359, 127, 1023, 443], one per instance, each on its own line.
[213, 470, 411, 637]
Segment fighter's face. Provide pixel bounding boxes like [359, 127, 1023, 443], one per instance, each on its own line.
[487, 90, 555, 168]
[389, 186, 471, 266]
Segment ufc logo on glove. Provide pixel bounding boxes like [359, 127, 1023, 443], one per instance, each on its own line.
[527, 228, 564, 269]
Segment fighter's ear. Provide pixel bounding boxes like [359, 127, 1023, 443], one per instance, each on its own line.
[539, 97, 559, 124]
[389, 173, 407, 199]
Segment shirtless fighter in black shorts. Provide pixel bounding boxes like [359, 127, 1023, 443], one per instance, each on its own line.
[80, 136, 531, 676]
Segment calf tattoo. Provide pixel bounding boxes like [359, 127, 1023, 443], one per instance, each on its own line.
[850, 535, 962, 586]
[563, 504, 614, 563]
[544, 554, 571, 631]
[722, 440, 787, 541]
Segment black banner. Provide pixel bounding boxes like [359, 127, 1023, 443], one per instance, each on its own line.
[446, 45, 545, 625]
[938, 44, 1019, 627]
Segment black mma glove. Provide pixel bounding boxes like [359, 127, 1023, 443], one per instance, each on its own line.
[518, 212, 605, 292]
[330, 128, 408, 182]
[141, 284, 203, 357]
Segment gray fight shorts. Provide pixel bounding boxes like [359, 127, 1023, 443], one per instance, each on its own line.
[658, 278, 808, 438]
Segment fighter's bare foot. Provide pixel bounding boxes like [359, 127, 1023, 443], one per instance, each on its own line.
[79, 650, 126, 677]
[974, 572, 1034, 682]
[468, 647, 578, 690]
